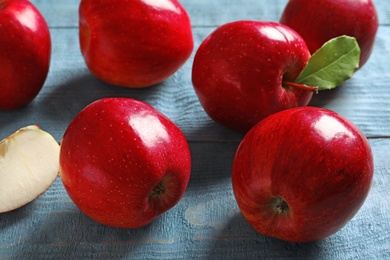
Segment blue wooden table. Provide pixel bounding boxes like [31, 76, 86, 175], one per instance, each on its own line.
[1, 0, 389, 259]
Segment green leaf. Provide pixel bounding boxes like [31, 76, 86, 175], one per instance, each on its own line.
[295, 35, 360, 91]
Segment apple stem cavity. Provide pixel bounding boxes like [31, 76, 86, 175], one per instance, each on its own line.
[283, 81, 319, 94]
[273, 197, 290, 215]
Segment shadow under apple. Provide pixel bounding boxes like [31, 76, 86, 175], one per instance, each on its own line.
[12, 68, 171, 142]
[4, 194, 182, 259]
[38, 69, 169, 118]
[0, 200, 35, 231]
[186, 138, 239, 192]
[205, 212, 326, 259]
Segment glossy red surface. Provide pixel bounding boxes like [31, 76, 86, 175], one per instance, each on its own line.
[0, 0, 51, 109]
[232, 106, 374, 242]
[59, 98, 192, 228]
[192, 21, 312, 133]
[280, 0, 378, 68]
[79, 0, 194, 88]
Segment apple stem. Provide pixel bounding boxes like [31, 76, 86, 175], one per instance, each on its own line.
[283, 81, 319, 94]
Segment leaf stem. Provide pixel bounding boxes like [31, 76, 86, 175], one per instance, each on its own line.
[283, 81, 319, 94]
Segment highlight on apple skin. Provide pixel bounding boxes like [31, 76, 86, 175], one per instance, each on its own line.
[59, 98, 192, 229]
[232, 106, 374, 242]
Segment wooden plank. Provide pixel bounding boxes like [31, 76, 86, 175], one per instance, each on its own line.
[30, 0, 389, 28]
[0, 139, 388, 259]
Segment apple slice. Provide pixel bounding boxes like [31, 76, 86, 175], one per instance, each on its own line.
[0, 125, 60, 213]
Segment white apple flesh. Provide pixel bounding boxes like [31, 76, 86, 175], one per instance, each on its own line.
[0, 125, 60, 213]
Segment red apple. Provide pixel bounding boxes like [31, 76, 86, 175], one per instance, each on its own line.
[280, 0, 378, 68]
[192, 20, 314, 133]
[0, 0, 51, 110]
[59, 98, 191, 228]
[232, 107, 374, 242]
[79, 0, 194, 88]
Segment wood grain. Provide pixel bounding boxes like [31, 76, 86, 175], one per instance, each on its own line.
[0, 0, 389, 259]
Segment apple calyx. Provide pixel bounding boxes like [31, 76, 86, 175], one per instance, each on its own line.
[149, 180, 166, 198]
[283, 81, 319, 94]
[272, 197, 290, 215]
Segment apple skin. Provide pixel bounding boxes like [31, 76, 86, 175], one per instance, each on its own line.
[232, 107, 374, 242]
[79, 0, 194, 88]
[280, 0, 378, 68]
[0, 0, 51, 110]
[59, 98, 191, 228]
[192, 21, 312, 133]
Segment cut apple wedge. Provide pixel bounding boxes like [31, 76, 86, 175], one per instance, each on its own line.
[0, 125, 60, 213]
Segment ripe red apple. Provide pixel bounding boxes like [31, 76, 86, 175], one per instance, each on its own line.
[0, 0, 51, 109]
[192, 20, 314, 133]
[79, 0, 194, 88]
[232, 107, 374, 242]
[280, 0, 378, 68]
[59, 98, 191, 229]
